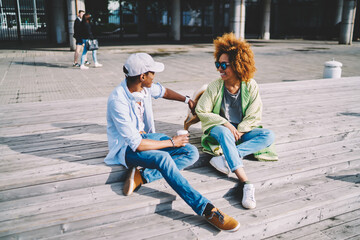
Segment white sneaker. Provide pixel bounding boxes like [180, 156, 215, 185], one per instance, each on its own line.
[94, 62, 103, 68]
[209, 155, 231, 175]
[242, 184, 256, 209]
[80, 65, 89, 70]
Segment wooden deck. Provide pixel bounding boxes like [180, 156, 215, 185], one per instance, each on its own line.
[0, 77, 360, 239]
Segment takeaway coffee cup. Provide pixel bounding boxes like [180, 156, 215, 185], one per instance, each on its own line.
[177, 130, 189, 136]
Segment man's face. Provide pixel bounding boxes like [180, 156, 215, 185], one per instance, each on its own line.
[79, 12, 84, 18]
[141, 72, 155, 88]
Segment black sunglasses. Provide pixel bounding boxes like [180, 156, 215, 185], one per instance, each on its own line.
[215, 62, 231, 70]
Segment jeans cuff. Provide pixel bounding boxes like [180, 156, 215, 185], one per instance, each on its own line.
[140, 169, 151, 184]
[199, 200, 211, 216]
[231, 164, 244, 172]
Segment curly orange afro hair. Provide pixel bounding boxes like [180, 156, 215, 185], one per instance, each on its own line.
[214, 32, 256, 83]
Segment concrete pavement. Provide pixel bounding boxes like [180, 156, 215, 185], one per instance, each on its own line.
[0, 39, 359, 104]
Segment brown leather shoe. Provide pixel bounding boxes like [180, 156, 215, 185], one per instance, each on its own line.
[123, 167, 143, 196]
[204, 208, 240, 232]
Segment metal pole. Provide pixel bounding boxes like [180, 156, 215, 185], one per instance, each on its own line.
[260, 0, 271, 40]
[0, 0, 6, 28]
[33, 0, 38, 28]
[119, 0, 123, 39]
[239, 0, 245, 39]
[15, 0, 22, 41]
[67, 0, 76, 50]
[171, 0, 181, 41]
[339, 0, 357, 44]
[335, 0, 344, 25]
[231, 0, 240, 38]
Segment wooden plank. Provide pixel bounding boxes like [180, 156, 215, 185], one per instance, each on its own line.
[1, 165, 359, 238]
[1, 116, 357, 170]
[24, 168, 360, 240]
[265, 209, 360, 240]
[0, 77, 359, 239]
[320, 218, 360, 240]
[1, 133, 358, 192]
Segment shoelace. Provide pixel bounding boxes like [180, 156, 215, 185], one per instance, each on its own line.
[244, 187, 255, 202]
[209, 209, 225, 224]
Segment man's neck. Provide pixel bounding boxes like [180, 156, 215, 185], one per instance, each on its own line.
[127, 80, 143, 93]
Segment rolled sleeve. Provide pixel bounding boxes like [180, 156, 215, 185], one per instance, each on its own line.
[150, 82, 166, 99]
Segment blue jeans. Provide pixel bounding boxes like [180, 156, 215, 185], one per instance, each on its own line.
[81, 39, 97, 65]
[210, 126, 275, 172]
[125, 133, 210, 216]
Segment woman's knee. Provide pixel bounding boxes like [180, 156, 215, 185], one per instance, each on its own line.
[263, 129, 275, 145]
[210, 125, 234, 142]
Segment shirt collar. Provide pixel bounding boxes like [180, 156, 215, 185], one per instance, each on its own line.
[122, 79, 149, 101]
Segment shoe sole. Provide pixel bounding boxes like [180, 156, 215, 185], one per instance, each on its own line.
[206, 219, 241, 232]
[242, 203, 256, 209]
[209, 159, 230, 175]
[123, 168, 136, 196]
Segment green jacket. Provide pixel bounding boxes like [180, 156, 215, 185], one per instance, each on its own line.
[195, 78, 278, 161]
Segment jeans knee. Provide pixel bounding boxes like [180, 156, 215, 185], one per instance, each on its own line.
[157, 152, 174, 169]
[211, 126, 235, 142]
[185, 144, 199, 165]
[263, 129, 275, 146]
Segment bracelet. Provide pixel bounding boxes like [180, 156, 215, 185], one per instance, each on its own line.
[170, 138, 175, 147]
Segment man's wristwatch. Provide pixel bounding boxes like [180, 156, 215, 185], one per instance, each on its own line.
[184, 95, 191, 104]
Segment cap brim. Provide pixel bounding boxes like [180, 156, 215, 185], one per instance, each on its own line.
[150, 62, 164, 73]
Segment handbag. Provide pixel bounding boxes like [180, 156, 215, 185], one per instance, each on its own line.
[86, 39, 99, 51]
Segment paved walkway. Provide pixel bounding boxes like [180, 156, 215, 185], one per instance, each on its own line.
[0, 39, 359, 104]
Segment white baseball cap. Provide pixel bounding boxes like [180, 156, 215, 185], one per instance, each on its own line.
[123, 53, 164, 77]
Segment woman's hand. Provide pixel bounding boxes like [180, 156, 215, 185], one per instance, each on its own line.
[172, 134, 189, 147]
[224, 122, 244, 142]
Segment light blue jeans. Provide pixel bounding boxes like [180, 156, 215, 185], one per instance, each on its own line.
[210, 125, 275, 172]
[81, 39, 97, 65]
[125, 133, 210, 216]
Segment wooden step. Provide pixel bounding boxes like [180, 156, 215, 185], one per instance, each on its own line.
[0, 77, 359, 239]
[4, 167, 357, 240]
[265, 208, 360, 240]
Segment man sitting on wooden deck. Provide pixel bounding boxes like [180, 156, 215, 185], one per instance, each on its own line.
[104, 53, 240, 232]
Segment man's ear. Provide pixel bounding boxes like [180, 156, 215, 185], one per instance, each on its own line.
[140, 74, 145, 82]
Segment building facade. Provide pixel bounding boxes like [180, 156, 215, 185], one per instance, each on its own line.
[0, 0, 358, 47]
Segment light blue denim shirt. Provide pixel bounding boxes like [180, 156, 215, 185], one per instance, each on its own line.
[104, 79, 166, 166]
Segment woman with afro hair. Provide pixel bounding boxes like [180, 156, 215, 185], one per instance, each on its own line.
[195, 33, 277, 210]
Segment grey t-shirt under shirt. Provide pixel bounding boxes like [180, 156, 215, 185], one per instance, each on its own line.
[220, 87, 243, 125]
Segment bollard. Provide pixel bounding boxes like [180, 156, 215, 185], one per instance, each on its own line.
[323, 59, 342, 78]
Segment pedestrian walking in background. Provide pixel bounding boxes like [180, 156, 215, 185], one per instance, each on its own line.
[80, 13, 102, 70]
[72, 10, 88, 67]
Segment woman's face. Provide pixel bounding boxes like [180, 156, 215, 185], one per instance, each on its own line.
[217, 53, 237, 82]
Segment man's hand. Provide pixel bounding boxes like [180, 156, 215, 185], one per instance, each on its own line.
[172, 134, 189, 147]
[224, 122, 244, 142]
[188, 99, 196, 115]
[163, 88, 196, 115]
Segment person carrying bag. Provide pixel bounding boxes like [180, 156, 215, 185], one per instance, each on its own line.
[80, 13, 102, 69]
[86, 39, 99, 51]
